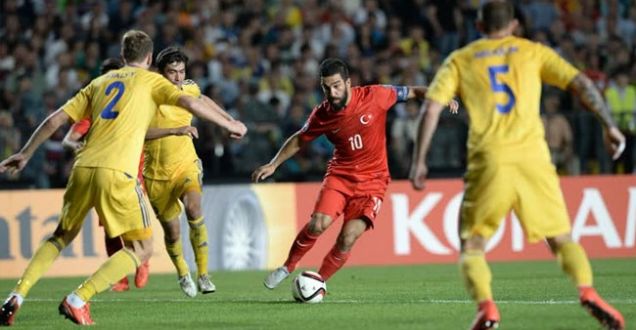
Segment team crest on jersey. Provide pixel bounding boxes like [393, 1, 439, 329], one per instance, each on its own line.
[360, 114, 373, 125]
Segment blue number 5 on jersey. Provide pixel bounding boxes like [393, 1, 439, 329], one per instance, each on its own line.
[488, 65, 516, 114]
[101, 81, 125, 119]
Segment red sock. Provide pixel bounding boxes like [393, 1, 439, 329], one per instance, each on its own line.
[318, 246, 350, 280]
[283, 224, 319, 272]
[104, 234, 124, 257]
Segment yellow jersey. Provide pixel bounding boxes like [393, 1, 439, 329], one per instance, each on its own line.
[62, 66, 185, 175]
[427, 36, 579, 162]
[143, 80, 201, 180]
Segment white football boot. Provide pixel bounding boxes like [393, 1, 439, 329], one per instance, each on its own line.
[263, 266, 290, 289]
[178, 273, 197, 297]
[197, 275, 216, 294]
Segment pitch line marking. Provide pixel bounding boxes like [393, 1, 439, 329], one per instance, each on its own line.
[22, 298, 636, 305]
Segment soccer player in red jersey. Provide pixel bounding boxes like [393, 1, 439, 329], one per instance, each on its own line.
[252, 58, 457, 289]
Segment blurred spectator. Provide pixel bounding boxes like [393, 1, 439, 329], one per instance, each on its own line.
[605, 67, 636, 173]
[583, 51, 608, 91]
[0, 110, 20, 161]
[234, 82, 282, 175]
[1, 0, 635, 188]
[541, 92, 577, 175]
[390, 100, 420, 178]
[521, 0, 561, 33]
[428, 0, 462, 57]
[353, 0, 388, 31]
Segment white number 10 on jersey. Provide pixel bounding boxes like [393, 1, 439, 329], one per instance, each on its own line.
[348, 134, 363, 150]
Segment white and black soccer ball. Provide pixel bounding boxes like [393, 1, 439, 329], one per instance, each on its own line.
[291, 271, 327, 303]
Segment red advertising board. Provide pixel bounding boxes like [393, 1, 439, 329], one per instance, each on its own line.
[291, 176, 636, 268]
[0, 176, 633, 278]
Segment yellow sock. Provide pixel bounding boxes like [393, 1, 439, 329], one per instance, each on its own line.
[75, 249, 139, 302]
[165, 237, 189, 277]
[14, 238, 64, 296]
[188, 217, 209, 277]
[556, 242, 593, 286]
[460, 250, 493, 302]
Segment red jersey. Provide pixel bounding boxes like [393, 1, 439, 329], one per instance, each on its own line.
[71, 118, 92, 135]
[70, 119, 145, 179]
[299, 85, 399, 182]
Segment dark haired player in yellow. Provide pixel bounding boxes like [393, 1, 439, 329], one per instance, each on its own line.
[144, 47, 233, 297]
[0, 30, 247, 325]
[410, 1, 625, 330]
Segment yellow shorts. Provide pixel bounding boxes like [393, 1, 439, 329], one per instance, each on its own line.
[460, 159, 571, 243]
[60, 167, 152, 240]
[144, 160, 202, 222]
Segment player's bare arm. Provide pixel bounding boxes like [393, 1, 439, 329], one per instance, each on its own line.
[177, 95, 247, 139]
[0, 109, 70, 174]
[406, 86, 460, 113]
[409, 100, 446, 190]
[201, 95, 234, 121]
[406, 86, 429, 100]
[567, 73, 626, 160]
[252, 131, 305, 182]
[62, 129, 86, 153]
[145, 126, 199, 140]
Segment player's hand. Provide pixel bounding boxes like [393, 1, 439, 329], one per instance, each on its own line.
[175, 126, 199, 139]
[448, 99, 459, 114]
[408, 162, 428, 191]
[252, 163, 276, 182]
[227, 120, 247, 139]
[0, 152, 30, 175]
[605, 126, 626, 160]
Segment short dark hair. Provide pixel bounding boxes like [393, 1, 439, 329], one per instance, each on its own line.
[611, 65, 630, 79]
[99, 57, 123, 74]
[121, 30, 154, 63]
[478, 1, 515, 34]
[319, 58, 349, 80]
[156, 46, 189, 73]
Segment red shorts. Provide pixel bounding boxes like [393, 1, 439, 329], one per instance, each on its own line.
[313, 175, 389, 228]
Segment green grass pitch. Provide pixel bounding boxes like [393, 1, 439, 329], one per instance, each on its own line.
[1, 258, 633, 329]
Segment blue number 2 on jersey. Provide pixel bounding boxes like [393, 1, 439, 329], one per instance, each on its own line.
[100, 81, 125, 119]
[487, 65, 516, 114]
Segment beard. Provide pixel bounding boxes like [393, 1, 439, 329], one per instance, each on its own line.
[328, 89, 349, 111]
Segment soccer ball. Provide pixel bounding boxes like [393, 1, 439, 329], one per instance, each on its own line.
[291, 271, 327, 303]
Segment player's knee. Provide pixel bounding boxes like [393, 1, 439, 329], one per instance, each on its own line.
[546, 233, 573, 253]
[337, 232, 359, 251]
[461, 236, 487, 252]
[309, 213, 332, 234]
[161, 219, 181, 243]
[182, 191, 202, 219]
[338, 227, 364, 251]
[184, 202, 202, 220]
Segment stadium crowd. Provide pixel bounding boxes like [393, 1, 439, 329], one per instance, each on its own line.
[0, 0, 635, 189]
